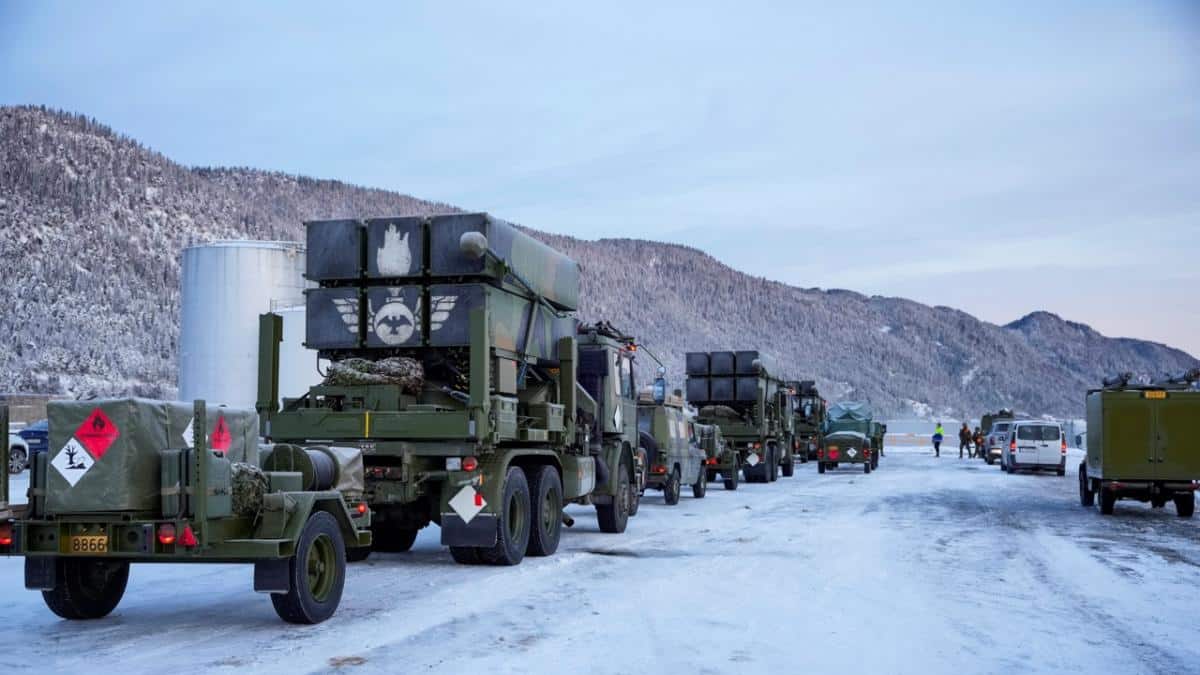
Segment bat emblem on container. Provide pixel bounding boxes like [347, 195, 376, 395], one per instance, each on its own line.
[333, 292, 457, 345]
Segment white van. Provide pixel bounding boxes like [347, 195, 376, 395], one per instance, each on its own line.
[1001, 421, 1066, 476]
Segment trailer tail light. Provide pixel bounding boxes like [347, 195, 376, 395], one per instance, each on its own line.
[828, 448, 840, 461]
[652, 465, 667, 474]
[753, 442, 762, 450]
[179, 524, 198, 548]
[356, 502, 368, 515]
[0, 523, 12, 547]
[157, 523, 176, 546]
[462, 456, 479, 472]
[706, 457, 718, 465]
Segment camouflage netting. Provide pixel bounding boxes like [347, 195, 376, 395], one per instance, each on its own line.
[323, 357, 424, 394]
[231, 462, 268, 518]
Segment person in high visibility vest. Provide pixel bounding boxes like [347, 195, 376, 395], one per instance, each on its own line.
[932, 422, 945, 457]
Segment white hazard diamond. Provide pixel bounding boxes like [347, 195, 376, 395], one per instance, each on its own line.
[181, 418, 195, 448]
[746, 452, 760, 467]
[847, 448, 858, 458]
[449, 486, 486, 524]
[51, 438, 95, 487]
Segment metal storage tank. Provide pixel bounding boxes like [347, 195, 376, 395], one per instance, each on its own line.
[179, 241, 321, 409]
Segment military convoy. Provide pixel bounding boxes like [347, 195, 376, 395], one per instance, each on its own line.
[817, 402, 881, 474]
[1079, 371, 1199, 517]
[5, 209, 1197, 629]
[686, 351, 795, 483]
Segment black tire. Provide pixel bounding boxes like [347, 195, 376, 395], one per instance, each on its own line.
[1099, 487, 1116, 515]
[863, 461, 871, 474]
[986, 456, 994, 466]
[480, 467, 531, 566]
[449, 546, 483, 564]
[1078, 463, 1094, 507]
[818, 462, 826, 474]
[692, 467, 707, 498]
[1175, 495, 1195, 518]
[526, 465, 563, 557]
[767, 449, 779, 483]
[782, 458, 795, 477]
[597, 455, 631, 533]
[723, 464, 739, 491]
[42, 558, 129, 620]
[371, 523, 418, 553]
[271, 511, 346, 624]
[664, 467, 682, 505]
[345, 546, 371, 563]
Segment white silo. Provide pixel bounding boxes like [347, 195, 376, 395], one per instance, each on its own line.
[179, 241, 322, 409]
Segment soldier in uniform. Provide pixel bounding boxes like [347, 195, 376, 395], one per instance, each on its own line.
[958, 423, 972, 458]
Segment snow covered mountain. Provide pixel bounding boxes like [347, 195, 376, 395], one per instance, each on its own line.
[1, 106, 1194, 416]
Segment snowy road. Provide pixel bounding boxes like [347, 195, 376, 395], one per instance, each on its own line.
[3, 446, 1198, 674]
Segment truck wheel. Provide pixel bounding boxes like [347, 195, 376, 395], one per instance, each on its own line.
[1099, 487, 1116, 515]
[481, 467, 531, 566]
[723, 466, 739, 491]
[526, 465, 563, 557]
[42, 558, 129, 620]
[1078, 464, 1094, 507]
[692, 468, 707, 498]
[818, 462, 826, 474]
[782, 458, 795, 477]
[596, 455, 631, 534]
[767, 449, 779, 483]
[271, 511, 346, 624]
[664, 467, 681, 505]
[863, 461, 871, 474]
[345, 546, 371, 563]
[371, 524, 418, 553]
[1175, 495, 1195, 518]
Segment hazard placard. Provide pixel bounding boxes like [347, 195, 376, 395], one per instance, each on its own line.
[75, 408, 119, 459]
[51, 438, 95, 487]
[449, 486, 486, 524]
[210, 415, 232, 454]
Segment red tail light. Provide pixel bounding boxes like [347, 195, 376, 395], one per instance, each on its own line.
[0, 523, 13, 547]
[1061, 438, 1067, 453]
[753, 442, 762, 450]
[828, 448, 840, 461]
[179, 524, 198, 548]
[652, 465, 667, 474]
[356, 503, 368, 515]
[157, 523, 176, 546]
[1009, 439, 1016, 452]
[462, 456, 479, 472]
[706, 458, 718, 465]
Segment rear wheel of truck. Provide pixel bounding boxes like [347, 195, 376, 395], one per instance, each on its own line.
[1099, 487, 1116, 515]
[1175, 494, 1195, 518]
[818, 462, 826, 474]
[481, 467, 532, 566]
[597, 455, 631, 533]
[1078, 463, 1094, 507]
[692, 467, 707, 498]
[863, 461, 871, 474]
[272, 511, 346, 624]
[723, 465, 739, 491]
[42, 558, 130, 620]
[766, 449, 779, 483]
[664, 467, 682, 505]
[371, 524, 418, 553]
[781, 457, 795, 477]
[526, 465, 563, 557]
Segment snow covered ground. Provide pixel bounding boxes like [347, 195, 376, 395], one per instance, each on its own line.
[2, 445, 1198, 674]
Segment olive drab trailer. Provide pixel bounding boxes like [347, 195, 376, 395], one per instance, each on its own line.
[1079, 372, 1200, 518]
[685, 350, 794, 483]
[637, 390, 705, 504]
[696, 421, 738, 490]
[262, 213, 640, 567]
[0, 399, 370, 624]
[818, 401, 878, 474]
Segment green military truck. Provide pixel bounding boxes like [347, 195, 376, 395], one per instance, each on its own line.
[788, 380, 825, 462]
[696, 420, 738, 490]
[0, 399, 370, 624]
[262, 214, 644, 567]
[637, 391, 705, 504]
[818, 402, 878, 474]
[686, 350, 793, 483]
[1078, 371, 1199, 517]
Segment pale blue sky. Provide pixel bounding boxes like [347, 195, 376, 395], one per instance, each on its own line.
[2, 1, 1198, 355]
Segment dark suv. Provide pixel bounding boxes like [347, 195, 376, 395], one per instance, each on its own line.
[18, 419, 48, 455]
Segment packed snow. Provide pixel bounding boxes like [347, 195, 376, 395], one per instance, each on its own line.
[2, 444, 1198, 674]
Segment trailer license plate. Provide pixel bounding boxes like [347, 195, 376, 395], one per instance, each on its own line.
[69, 535, 108, 554]
[1144, 391, 1167, 399]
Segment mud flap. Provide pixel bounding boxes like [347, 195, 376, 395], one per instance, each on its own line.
[440, 513, 498, 547]
[25, 556, 55, 590]
[253, 558, 290, 594]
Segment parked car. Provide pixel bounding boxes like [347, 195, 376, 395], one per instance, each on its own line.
[17, 418, 48, 455]
[982, 421, 1013, 466]
[1001, 421, 1066, 476]
[8, 433, 29, 474]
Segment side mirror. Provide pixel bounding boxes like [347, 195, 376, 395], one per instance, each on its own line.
[459, 231, 489, 260]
